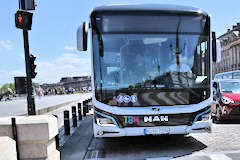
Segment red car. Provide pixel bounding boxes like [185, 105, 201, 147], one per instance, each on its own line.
[212, 79, 240, 121]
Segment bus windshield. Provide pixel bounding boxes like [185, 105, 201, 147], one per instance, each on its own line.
[92, 13, 210, 106]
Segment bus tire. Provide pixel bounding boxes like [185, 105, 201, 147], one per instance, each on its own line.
[215, 106, 222, 123]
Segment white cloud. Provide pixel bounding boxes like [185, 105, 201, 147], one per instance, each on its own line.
[0, 40, 13, 50]
[64, 46, 77, 51]
[19, 53, 24, 59]
[0, 53, 91, 86]
[35, 53, 91, 84]
[0, 70, 25, 87]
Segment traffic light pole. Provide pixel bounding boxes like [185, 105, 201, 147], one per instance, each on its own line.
[23, 29, 36, 115]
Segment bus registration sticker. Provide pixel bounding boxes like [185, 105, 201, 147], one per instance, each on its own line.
[123, 95, 131, 103]
[130, 95, 137, 103]
[144, 127, 170, 135]
[116, 95, 123, 103]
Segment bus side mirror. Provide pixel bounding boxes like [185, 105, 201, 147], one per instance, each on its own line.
[77, 22, 89, 51]
[212, 31, 221, 63]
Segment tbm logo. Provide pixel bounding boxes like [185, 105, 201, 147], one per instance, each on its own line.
[144, 116, 168, 123]
[123, 116, 169, 125]
[124, 116, 140, 125]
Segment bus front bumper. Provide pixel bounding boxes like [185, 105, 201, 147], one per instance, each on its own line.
[93, 120, 212, 137]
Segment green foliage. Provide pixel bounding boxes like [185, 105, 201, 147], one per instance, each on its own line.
[32, 82, 39, 89]
[0, 82, 39, 93]
[0, 83, 15, 93]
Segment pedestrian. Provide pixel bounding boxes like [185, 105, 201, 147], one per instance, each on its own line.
[0, 92, 3, 101]
[37, 87, 43, 99]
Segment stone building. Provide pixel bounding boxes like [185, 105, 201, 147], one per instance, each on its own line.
[40, 76, 91, 91]
[60, 76, 91, 90]
[213, 23, 240, 77]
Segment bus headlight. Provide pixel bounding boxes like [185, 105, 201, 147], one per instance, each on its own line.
[201, 114, 210, 121]
[194, 107, 211, 123]
[221, 96, 234, 104]
[96, 118, 116, 127]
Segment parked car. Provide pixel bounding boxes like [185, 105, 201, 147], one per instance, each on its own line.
[212, 79, 240, 121]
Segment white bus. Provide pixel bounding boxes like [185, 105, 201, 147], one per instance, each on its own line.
[77, 4, 221, 137]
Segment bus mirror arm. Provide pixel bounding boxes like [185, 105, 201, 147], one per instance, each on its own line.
[77, 22, 89, 51]
[212, 31, 221, 63]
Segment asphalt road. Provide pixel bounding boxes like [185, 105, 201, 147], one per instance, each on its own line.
[0, 93, 91, 117]
[62, 118, 240, 160]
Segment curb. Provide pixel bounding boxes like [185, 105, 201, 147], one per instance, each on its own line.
[20, 100, 78, 116]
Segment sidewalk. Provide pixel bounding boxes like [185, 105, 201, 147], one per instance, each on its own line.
[61, 116, 93, 160]
[146, 150, 240, 160]
[172, 150, 240, 160]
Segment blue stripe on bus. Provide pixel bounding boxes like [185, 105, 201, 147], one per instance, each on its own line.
[193, 108, 211, 124]
[94, 110, 119, 128]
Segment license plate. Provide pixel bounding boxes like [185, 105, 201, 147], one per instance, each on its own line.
[144, 127, 170, 135]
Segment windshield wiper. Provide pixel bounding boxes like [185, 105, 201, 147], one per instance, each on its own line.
[171, 72, 201, 98]
[173, 81, 201, 98]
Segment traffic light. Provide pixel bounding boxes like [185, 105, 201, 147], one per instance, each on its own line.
[29, 54, 37, 78]
[15, 10, 33, 30]
[19, 0, 36, 10]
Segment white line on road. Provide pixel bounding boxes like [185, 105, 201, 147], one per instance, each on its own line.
[146, 157, 173, 160]
[209, 154, 232, 160]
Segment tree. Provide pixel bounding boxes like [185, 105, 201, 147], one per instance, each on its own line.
[0, 83, 15, 93]
[32, 82, 39, 89]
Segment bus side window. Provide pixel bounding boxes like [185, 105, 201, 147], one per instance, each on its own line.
[233, 72, 240, 79]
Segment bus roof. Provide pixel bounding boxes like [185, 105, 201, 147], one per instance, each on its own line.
[213, 79, 240, 83]
[92, 4, 208, 16]
[215, 70, 240, 76]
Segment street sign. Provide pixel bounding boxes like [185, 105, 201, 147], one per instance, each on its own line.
[15, 10, 33, 30]
[14, 77, 27, 94]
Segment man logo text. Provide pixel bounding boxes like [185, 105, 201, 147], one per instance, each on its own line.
[144, 116, 168, 123]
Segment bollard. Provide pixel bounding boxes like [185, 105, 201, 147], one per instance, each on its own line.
[86, 100, 89, 114]
[11, 118, 20, 160]
[89, 98, 92, 110]
[53, 115, 59, 150]
[72, 106, 77, 127]
[85, 100, 88, 114]
[83, 101, 87, 116]
[78, 103, 82, 120]
[88, 99, 90, 111]
[64, 110, 70, 135]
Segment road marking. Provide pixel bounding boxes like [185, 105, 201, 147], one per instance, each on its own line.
[209, 154, 232, 160]
[146, 157, 173, 160]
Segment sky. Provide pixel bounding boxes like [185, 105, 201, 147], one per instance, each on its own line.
[0, 0, 239, 87]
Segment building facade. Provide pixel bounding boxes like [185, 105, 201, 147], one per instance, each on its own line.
[60, 76, 91, 90]
[40, 76, 91, 91]
[213, 23, 240, 77]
